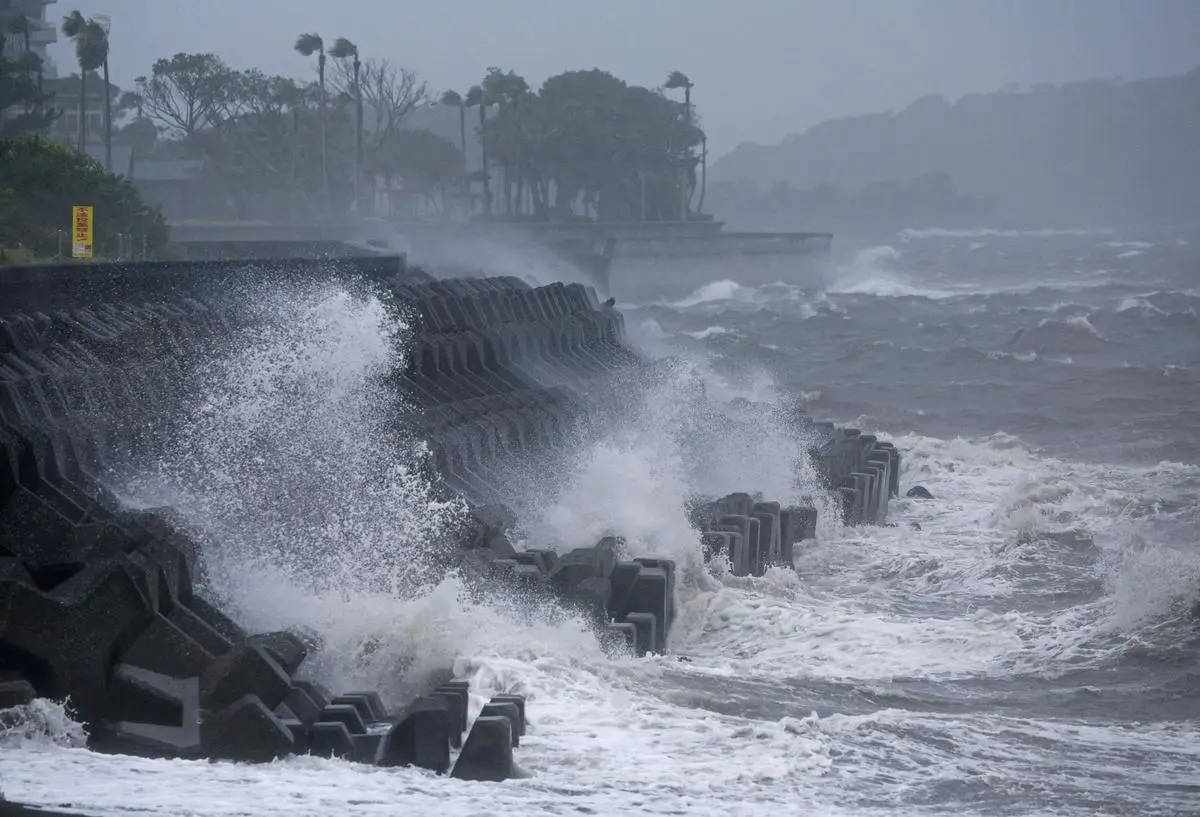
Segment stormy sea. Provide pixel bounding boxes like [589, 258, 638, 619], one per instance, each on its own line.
[2, 226, 1199, 816]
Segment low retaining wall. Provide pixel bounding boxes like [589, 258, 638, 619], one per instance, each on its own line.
[0, 254, 900, 776]
[0, 253, 413, 314]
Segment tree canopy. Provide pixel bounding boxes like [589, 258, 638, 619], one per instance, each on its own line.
[0, 10, 57, 137]
[113, 47, 706, 223]
[0, 136, 167, 259]
[476, 67, 704, 221]
[0, 51, 55, 137]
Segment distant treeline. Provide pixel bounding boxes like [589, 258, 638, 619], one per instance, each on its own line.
[711, 69, 1200, 225]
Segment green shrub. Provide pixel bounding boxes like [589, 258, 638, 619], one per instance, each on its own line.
[0, 246, 35, 265]
[0, 137, 168, 259]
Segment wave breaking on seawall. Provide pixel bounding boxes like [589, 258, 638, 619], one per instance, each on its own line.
[0, 253, 900, 798]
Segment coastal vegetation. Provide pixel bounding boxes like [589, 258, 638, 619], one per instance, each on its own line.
[1, 9, 164, 261]
[118, 45, 705, 223]
[0, 136, 168, 260]
[60, 10, 113, 171]
[5, 5, 710, 229]
[0, 16, 56, 137]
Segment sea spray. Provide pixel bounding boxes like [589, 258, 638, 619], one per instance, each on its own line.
[511, 355, 842, 650]
[0, 698, 88, 749]
[114, 281, 473, 696]
[825, 245, 959, 299]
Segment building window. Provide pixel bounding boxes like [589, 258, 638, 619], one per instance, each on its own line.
[56, 110, 108, 139]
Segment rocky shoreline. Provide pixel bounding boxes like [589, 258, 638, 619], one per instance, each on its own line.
[0, 254, 899, 782]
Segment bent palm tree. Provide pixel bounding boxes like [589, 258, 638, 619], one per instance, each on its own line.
[441, 90, 468, 210]
[464, 85, 491, 217]
[441, 90, 467, 160]
[665, 70, 695, 219]
[329, 37, 362, 213]
[94, 19, 112, 172]
[665, 70, 693, 123]
[294, 32, 329, 212]
[62, 10, 106, 152]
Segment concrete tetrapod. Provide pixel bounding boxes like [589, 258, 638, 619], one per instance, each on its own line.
[1, 254, 903, 776]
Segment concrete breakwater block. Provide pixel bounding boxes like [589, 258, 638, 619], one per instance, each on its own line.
[2, 255, 902, 772]
[684, 424, 901, 575]
[456, 518, 677, 658]
[0, 446, 529, 771]
[690, 493, 818, 576]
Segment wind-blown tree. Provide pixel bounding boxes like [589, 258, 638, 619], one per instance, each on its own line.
[135, 53, 239, 138]
[111, 88, 153, 155]
[116, 89, 142, 119]
[1, 11, 55, 135]
[369, 127, 463, 216]
[125, 51, 702, 224]
[665, 70, 703, 213]
[330, 55, 430, 215]
[440, 89, 467, 162]
[334, 57, 429, 144]
[129, 48, 399, 220]
[664, 70, 693, 123]
[463, 84, 491, 216]
[480, 68, 529, 216]
[61, 11, 107, 154]
[3, 13, 46, 117]
[0, 136, 167, 258]
[194, 70, 347, 220]
[328, 37, 362, 212]
[294, 32, 329, 212]
[0, 52, 57, 136]
[440, 89, 469, 209]
[476, 67, 703, 222]
[96, 19, 113, 172]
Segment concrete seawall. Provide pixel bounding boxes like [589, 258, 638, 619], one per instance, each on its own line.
[0, 253, 899, 777]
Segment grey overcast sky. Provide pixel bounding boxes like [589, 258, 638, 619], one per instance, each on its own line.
[50, 0, 1200, 156]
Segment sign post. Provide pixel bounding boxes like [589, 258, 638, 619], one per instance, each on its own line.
[72, 205, 93, 259]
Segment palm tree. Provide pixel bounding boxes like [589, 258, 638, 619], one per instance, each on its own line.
[118, 89, 143, 120]
[274, 78, 306, 218]
[481, 70, 529, 217]
[665, 70, 695, 220]
[464, 85, 491, 217]
[94, 17, 113, 173]
[665, 70, 693, 123]
[329, 37, 362, 214]
[441, 90, 467, 161]
[61, 11, 107, 157]
[441, 90, 468, 211]
[294, 32, 329, 213]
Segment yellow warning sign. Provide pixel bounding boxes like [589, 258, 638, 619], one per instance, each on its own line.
[72, 205, 93, 259]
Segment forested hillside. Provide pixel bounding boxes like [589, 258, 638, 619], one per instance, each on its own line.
[710, 69, 1200, 225]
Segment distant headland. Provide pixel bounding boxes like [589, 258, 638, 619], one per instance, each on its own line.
[709, 68, 1200, 228]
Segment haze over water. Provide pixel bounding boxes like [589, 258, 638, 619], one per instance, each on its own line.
[3, 225, 1198, 816]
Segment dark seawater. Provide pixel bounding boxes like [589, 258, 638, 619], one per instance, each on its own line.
[614, 226, 1200, 816]
[3, 226, 1199, 817]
